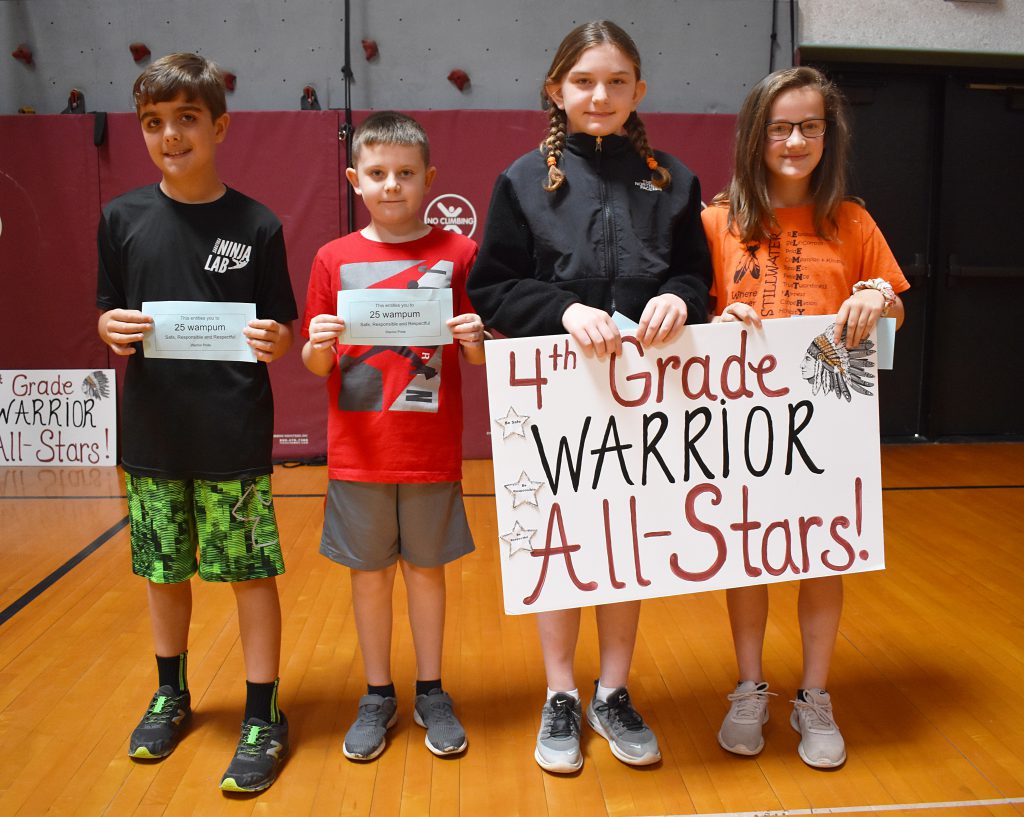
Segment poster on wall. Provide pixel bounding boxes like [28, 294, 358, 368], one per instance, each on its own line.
[0, 370, 118, 467]
[484, 317, 885, 615]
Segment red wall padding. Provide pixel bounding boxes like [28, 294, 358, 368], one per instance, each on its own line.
[0, 110, 735, 462]
[0, 116, 105, 372]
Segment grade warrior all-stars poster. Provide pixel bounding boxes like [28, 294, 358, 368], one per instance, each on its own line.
[484, 316, 884, 615]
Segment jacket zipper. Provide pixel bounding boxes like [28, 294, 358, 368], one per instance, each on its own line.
[595, 136, 617, 313]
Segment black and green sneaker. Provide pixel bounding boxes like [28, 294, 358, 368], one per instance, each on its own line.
[219, 715, 289, 792]
[128, 685, 191, 759]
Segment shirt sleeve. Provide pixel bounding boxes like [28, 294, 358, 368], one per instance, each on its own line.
[658, 170, 713, 323]
[858, 209, 911, 295]
[467, 172, 581, 337]
[453, 241, 479, 317]
[701, 204, 730, 315]
[302, 250, 336, 337]
[96, 210, 126, 311]
[254, 224, 298, 323]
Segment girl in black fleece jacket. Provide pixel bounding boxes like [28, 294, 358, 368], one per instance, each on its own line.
[468, 19, 712, 775]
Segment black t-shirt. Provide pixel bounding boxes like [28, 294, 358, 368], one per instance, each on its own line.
[97, 184, 298, 480]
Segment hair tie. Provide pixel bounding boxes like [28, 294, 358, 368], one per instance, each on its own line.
[546, 155, 557, 167]
[646, 156, 659, 171]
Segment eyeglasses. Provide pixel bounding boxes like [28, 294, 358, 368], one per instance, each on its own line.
[765, 118, 827, 141]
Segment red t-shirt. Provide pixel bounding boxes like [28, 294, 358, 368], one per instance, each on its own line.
[303, 227, 478, 482]
[702, 201, 910, 318]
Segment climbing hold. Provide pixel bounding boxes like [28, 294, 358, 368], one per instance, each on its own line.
[447, 69, 470, 92]
[62, 88, 87, 114]
[12, 45, 33, 66]
[301, 85, 321, 110]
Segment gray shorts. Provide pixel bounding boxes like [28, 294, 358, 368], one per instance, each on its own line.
[320, 480, 475, 571]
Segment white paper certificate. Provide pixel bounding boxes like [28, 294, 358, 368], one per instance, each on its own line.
[142, 301, 258, 363]
[337, 289, 453, 346]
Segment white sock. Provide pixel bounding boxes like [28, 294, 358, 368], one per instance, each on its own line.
[547, 687, 579, 703]
[595, 682, 621, 702]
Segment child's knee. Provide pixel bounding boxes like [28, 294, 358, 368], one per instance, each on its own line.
[350, 563, 398, 589]
[148, 577, 192, 598]
[399, 559, 445, 581]
[229, 575, 278, 594]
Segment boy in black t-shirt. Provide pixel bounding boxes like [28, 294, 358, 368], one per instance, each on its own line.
[96, 53, 296, 793]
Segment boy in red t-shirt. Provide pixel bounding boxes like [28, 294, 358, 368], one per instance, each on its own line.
[302, 111, 486, 761]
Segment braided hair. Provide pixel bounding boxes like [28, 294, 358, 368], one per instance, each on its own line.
[624, 112, 671, 189]
[541, 105, 568, 191]
[540, 20, 669, 191]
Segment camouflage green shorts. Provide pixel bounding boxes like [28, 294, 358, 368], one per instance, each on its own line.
[124, 474, 285, 583]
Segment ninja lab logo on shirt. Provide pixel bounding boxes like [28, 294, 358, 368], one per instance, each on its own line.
[204, 238, 252, 273]
[424, 194, 477, 239]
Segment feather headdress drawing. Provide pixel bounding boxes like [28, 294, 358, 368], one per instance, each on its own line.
[81, 370, 111, 400]
[800, 323, 875, 401]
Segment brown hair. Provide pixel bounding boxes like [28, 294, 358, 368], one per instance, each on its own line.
[133, 52, 227, 121]
[713, 66, 852, 242]
[540, 20, 669, 192]
[351, 110, 430, 167]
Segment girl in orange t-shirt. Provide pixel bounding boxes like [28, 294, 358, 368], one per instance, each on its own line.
[701, 66, 908, 769]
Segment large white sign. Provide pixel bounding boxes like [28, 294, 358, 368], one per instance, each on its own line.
[0, 370, 117, 466]
[485, 316, 885, 615]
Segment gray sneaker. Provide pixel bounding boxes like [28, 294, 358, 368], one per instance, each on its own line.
[128, 685, 191, 759]
[719, 681, 774, 755]
[790, 689, 847, 768]
[413, 689, 467, 756]
[535, 693, 583, 773]
[343, 694, 398, 760]
[586, 685, 661, 766]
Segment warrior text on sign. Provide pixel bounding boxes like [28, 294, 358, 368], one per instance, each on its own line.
[484, 316, 885, 615]
[0, 370, 117, 466]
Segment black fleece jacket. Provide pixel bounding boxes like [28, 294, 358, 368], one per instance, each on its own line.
[467, 132, 712, 338]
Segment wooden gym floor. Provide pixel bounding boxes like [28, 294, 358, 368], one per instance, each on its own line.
[1, 442, 1022, 817]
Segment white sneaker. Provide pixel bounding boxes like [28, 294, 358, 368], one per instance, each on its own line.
[790, 689, 846, 768]
[718, 680, 774, 755]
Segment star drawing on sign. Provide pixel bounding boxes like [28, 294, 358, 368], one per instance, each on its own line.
[495, 406, 530, 439]
[504, 471, 544, 509]
[500, 520, 537, 556]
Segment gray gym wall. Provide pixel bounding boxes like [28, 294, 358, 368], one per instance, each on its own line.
[2, 0, 1021, 117]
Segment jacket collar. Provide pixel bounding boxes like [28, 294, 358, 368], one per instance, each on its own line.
[565, 132, 631, 160]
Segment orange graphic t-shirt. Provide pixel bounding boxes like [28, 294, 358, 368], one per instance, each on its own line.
[701, 201, 910, 319]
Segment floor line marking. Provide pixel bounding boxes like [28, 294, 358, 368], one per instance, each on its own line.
[644, 795, 1024, 817]
[0, 516, 128, 627]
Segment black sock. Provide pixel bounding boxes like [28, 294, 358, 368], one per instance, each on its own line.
[368, 683, 396, 699]
[156, 652, 188, 695]
[245, 678, 281, 724]
[416, 679, 442, 697]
